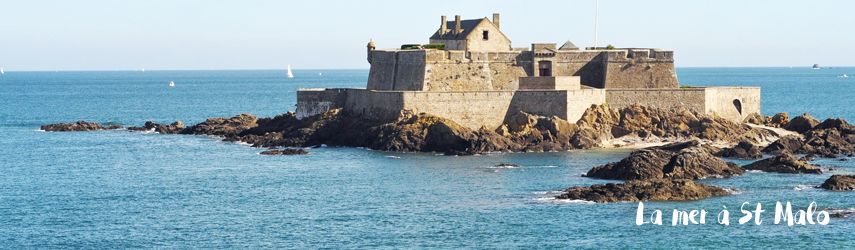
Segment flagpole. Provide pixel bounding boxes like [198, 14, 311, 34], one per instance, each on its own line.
[594, 0, 599, 49]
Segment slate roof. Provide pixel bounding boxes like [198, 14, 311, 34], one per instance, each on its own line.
[559, 40, 579, 50]
[429, 19, 488, 40]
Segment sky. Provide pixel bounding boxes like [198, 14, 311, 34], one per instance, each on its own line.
[0, 0, 853, 71]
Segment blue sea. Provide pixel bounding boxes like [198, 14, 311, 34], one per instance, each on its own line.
[0, 68, 853, 248]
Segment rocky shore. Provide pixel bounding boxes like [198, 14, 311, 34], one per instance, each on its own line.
[41, 105, 855, 203]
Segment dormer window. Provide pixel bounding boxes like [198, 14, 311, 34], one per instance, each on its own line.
[482, 30, 489, 41]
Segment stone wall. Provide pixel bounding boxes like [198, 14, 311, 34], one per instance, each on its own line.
[295, 88, 349, 119]
[602, 49, 678, 88]
[704, 87, 761, 122]
[605, 87, 761, 122]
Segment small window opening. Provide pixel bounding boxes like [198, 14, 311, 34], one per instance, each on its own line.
[482, 30, 489, 41]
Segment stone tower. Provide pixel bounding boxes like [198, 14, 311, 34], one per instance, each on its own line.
[366, 39, 376, 63]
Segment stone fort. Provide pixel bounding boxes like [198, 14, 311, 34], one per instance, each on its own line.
[296, 13, 760, 129]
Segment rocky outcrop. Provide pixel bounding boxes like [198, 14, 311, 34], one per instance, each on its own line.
[41, 121, 121, 132]
[586, 141, 743, 180]
[763, 117, 855, 157]
[128, 121, 185, 134]
[769, 112, 790, 128]
[716, 140, 763, 159]
[180, 114, 257, 137]
[819, 175, 855, 191]
[784, 114, 820, 133]
[259, 148, 309, 155]
[554, 179, 729, 203]
[743, 152, 822, 174]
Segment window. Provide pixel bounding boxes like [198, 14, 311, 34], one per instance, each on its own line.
[482, 30, 489, 41]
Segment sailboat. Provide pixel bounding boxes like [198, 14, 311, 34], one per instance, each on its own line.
[141, 68, 145, 73]
[169, 81, 175, 87]
[1, 67, 5, 75]
[287, 65, 294, 78]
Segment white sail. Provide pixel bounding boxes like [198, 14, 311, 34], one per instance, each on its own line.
[169, 81, 175, 87]
[1, 67, 4, 74]
[287, 65, 294, 78]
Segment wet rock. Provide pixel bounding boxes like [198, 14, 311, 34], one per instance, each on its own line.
[494, 163, 520, 168]
[826, 208, 855, 218]
[181, 114, 257, 137]
[41, 121, 121, 131]
[128, 121, 185, 134]
[586, 141, 743, 180]
[819, 175, 855, 191]
[762, 135, 804, 154]
[717, 140, 763, 159]
[784, 114, 820, 133]
[554, 179, 729, 203]
[259, 148, 308, 155]
[743, 152, 822, 174]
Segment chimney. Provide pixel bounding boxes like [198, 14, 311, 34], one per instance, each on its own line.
[454, 15, 462, 35]
[440, 15, 447, 35]
[492, 13, 500, 29]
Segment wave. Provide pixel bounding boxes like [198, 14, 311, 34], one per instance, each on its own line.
[533, 197, 595, 204]
[793, 184, 817, 191]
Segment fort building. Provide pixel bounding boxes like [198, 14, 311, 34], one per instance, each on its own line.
[297, 13, 760, 130]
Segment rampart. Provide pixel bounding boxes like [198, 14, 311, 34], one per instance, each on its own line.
[605, 87, 761, 122]
[366, 48, 678, 92]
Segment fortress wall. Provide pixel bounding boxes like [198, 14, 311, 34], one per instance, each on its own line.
[602, 50, 679, 88]
[392, 51, 427, 90]
[564, 89, 607, 122]
[402, 91, 517, 129]
[703, 87, 761, 122]
[400, 89, 605, 129]
[296, 88, 349, 119]
[423, 50, 528, 91]
[606, 88, 707, 112]
[344, 89, 406, 121]
[367, 51, 398, 90]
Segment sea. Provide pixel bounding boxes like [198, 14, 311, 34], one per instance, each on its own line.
[0, 68, 853, 248]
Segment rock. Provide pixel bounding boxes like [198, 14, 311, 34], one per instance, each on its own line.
[769, 112, 789, 128]
[743, 152, 822, 174]
[259, 148, 308, 155]
[826, 208, 855, 218]
[586, 141, 743, 180]
[743, 113, 765, 125]
[717, 140, 763, 159]
[494, 163, 520, 168]
[181, 114, 257, 137]
[819, 175, 855, 191]
[762, 135, 804, 154]
[128, 121, 184, 134]
[554, 179, 729, 203]
[41, 121, 121, 131]
[784, 113, 820, 133]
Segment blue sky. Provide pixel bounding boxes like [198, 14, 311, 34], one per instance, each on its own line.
[0, 0, 852, 71]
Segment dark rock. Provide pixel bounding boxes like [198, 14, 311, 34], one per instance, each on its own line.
[819, 175, 855, 191]
[826, 208, 855, 218]
[41, 121, 121, 131]
[494, 163, 520, 168]
[181, 114, 257, 137]
[784, 114, 820, 133]
[717, 140, 763, 159]
[259, 148, 309, 155]
[554, 179, 729, 203]
[743, 152, 822, 174]
[769, 112, 789, 128]
[762, 135, 805, 154]
[586, 141, 743, 180]
[128, 121, 184, 134]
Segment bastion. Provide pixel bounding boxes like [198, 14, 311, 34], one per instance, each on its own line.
[296, 13, 760, 130]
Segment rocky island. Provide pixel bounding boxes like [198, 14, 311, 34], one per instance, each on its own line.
[41, 13, 855, 203]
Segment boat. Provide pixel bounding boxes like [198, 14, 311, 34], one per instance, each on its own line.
[169, 81, 175, 87]
[287, 65, 294, 78]
[141, 68, 145, 73]
[0, 67, 4, 74]
[812, 64, 821, 69]
[840, 74, 849, 78]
